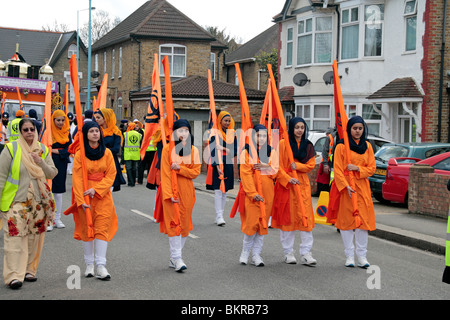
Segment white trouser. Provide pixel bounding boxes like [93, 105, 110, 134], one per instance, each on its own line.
[242, 234, 265, 256]
[280, 230, 313, 256]
[83, 239, 108, 266]
[53, 193, 63, 222]
[169, 235, 187, 260]
[67, 157, 73, 174]
[340, 229, 368, 258]
[214, 190, 227, 220]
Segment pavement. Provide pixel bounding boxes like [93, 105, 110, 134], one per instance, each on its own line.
[193, 173, 448, 256]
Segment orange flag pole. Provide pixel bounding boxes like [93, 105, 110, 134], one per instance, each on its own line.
[207, 69, 226, 193]
[39, 82, 53, 188]
[235, 63, 267, 229]
[332, 60, 361, 227]
[267, 64, 308, 227]
[16, 87, 23, 111]
[97, 73, 108, 110]
[68, 54, 95, 238]
[63, 84, 69, 114]
[259, 80, 273, 146]
[162, 55, 182, 235]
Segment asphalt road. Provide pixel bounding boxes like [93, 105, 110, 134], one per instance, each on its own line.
[0, 177, 449, 303]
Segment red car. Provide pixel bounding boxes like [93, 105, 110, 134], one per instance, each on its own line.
[382, 152, 450, 204]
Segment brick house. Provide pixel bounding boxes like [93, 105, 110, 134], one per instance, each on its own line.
[275, 0, 450, 143]
[0, 27, 89, 112]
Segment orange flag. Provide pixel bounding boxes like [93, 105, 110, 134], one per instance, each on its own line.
[63, 54, 95, 238]
[231, 63, 267, 229]
[207, 69, 226, 193]
[16, 87, 23, 111]
[267, 64, 308, 227]
[63, 84, 69, 114]
[162, 55, 182, 235]
[38, 82, 53, 188]
[331, 60, 361, 227]
[140, 56, 162, 160]
[95, 74, 108, 110]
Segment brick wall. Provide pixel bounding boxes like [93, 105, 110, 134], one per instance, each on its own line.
[421, 0, 450, 142]
[408, 163, 450, 218]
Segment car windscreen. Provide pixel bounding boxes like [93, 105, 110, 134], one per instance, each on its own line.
[375, 145, 409, 162]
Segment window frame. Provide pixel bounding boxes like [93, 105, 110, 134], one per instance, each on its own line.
[159, 44, 187, 78]
[404, 0, 417, 52]
[363, 4, 385, 58]
[340, 6, 360, 60]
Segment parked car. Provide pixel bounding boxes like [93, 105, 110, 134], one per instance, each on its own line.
[308, 130, 392, 160]
[382, 152, 450, 205]
[369, 143, 450, 202]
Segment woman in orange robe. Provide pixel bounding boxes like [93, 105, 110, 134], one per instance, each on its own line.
[160, 119, 200, 272]
[271, 117, 317, 266]
[72, 121, 118, 280]
[238, 124, 277, 267]
[333, 116, 376, 268]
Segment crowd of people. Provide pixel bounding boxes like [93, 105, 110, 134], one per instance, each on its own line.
[0, 107, 376, 289]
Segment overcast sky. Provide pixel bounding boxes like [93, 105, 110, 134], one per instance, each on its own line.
[1, 0, 282, 43]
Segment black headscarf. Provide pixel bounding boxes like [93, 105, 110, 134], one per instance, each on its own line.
[336, 115, 368, 155]
[244, 124, 272, 164]
[173, 119, 193, 156]
[288, 117, 315, 164]
[82, 121, 106, 161]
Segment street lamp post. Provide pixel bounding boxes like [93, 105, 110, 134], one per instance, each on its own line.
[87, 1, 93, 110]
[76, 6, 95, 71]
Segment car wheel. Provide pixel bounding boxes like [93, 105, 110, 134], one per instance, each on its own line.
[373, 192, 390, 204]
[403, 192, 408, 208]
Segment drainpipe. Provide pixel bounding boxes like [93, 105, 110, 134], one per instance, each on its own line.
[438, 0, 447, 142]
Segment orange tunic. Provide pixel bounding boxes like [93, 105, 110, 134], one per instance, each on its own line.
[160, 144, 201, 237]
[239, 149, 277, 236]
[72, 148, 118, 242]
[333, 142, 376, 231]
[271, 139, 316, 232]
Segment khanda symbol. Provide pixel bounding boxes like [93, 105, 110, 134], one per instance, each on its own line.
[129, 135, 139, 144]
[145, 89, 160, 124]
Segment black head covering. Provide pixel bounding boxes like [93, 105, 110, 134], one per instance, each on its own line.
[82, 121, 106, 161]
[173, 119, 193, 156]
[337, 115, 368, 155]
[244, 124, 272, 163]
[288, 117, 315, 164]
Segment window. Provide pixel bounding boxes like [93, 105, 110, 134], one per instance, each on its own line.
[111, 49, 115, 79]
[341, 7, 359, 60]
[433, 157, 450, 171]
[404, 0, 417, 51]
[362, 104, 382, 135]
[286, 27, 293, 66]
[118, 47, 122, 78]
[159, 44, 186, 77]
[297, 16, 332, 66]
[297, 104, 331, 130]
[68, 44, 77, 59]
[94, 54, 98, 72]
[103, 52, 107, 74]
[364, 4, 384, 57]
[297, 18, 313, 65]
[210, 53, 216, 79]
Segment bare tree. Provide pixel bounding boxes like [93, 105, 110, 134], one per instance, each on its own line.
[42, 20, 70, 32]
[205, 26, 243, 54]
[79, 10, 121, 45]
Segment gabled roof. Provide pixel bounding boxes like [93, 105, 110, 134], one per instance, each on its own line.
[225, 24, 278, 65]
[366, 77, 424, 100]
[92, 0, 218, 51]
[130, 75, 265, 101]
[0, 27, 86, 67]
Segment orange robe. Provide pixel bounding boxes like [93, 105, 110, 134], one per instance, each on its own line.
[333, 142, 376, 231]
[72, 148, 118, 242]
[160, 144, 201, 237]
[271, 139, 316, 232]
[239, 149, 276, 236]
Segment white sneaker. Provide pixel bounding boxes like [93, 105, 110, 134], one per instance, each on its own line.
[345, 256, 355, 267]
[284, 253, 297, 264]
[54, 220, 65, 228]
[46, 223, 53, 232]
[300, 252, 317, 267]
[357, 256, 370, 269]
[251, 255, 265, 267]
[239, 250, 250, 265]
[96, 265, 111, 280]
[85, 264, 95, 277]
[216, 217, 226, 226]
[173, 259, 187, 272]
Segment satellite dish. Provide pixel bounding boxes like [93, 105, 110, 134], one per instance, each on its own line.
[91, 71, 100, 78]
[293, 73, 310, 87]
[323, 71, 334, 85]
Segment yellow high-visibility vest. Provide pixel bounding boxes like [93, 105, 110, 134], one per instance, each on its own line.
[123, 130, 142, 161]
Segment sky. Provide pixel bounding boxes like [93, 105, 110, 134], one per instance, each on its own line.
[1, 0, 283, 43]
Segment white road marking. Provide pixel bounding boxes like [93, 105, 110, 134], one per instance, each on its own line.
[130, 209, 199, 239]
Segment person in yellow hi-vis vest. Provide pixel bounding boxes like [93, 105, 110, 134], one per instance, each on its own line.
[123, 122, 142, 187]
[0, 119, 57, 289]
[7, 110, 25, 142]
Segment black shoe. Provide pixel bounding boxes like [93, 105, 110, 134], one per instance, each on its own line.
[8, 280, 22, 289]
[24, 273, 37, 282]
